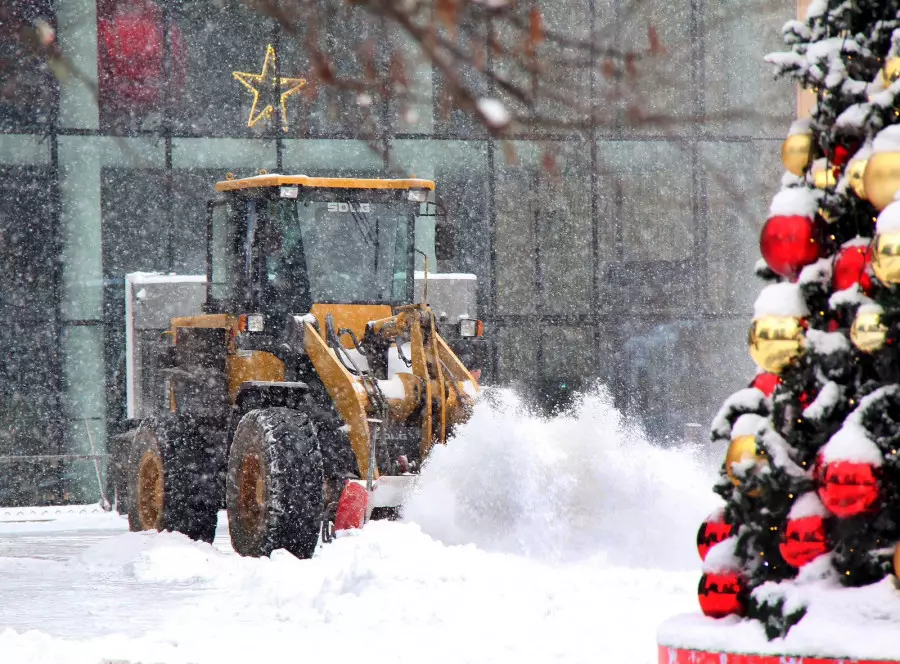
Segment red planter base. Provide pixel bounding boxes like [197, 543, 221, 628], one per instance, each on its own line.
[660, 645, 900, 664]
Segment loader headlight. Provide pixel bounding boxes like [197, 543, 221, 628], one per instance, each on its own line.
[240, 313, 265, 332]
[459, 317, 483, 338]
[407, 189, 428, 202]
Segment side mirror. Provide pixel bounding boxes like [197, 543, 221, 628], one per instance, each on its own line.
[435, 219, 456, 261]
[421, 200, 455, 261]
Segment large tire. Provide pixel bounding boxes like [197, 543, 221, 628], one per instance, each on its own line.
[110, 427, 139, 515]
[125, 416, 220, 543]
[226, 408, 324, 558]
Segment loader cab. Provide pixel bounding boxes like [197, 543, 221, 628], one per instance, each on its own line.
[206, 175, 434, 318]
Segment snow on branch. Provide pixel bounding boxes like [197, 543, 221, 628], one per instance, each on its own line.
[710, 389, 770, 441]
[769, 187, 821, 218]
[754, 283, 810, 319]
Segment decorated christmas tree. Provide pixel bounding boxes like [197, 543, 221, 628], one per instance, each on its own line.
[698, 0, 900, 640]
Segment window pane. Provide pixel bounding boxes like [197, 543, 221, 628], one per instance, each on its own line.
[616, 0, 694, 137]
[279, 3, 385, 137]
[0, 324, 64, 506]
[0, 168, 63, 505]
[97, 0, 179, 132]
[169, 2, 273, 136]
[702, 1, 794, 137]
[598, 141, 697, 318]
[702, 140, 778, 315]
[0, 1, 57, 131]
[101, 169, 170, 275]
[0, 169, 60, 321]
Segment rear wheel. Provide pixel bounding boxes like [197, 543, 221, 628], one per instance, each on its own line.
[226, 408, 324, 558]
[125, 416, 220, 543]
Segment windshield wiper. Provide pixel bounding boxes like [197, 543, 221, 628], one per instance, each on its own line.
[349, 209, 376, 245]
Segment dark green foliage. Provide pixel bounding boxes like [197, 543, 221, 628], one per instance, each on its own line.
[751, 592, 808, 641]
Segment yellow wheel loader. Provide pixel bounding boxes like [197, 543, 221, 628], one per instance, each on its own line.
[117, 174, 482, 558]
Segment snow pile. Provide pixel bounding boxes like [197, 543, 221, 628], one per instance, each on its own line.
[0, 504, 123, 534]
[0, 387, 723, 664]
[659, 573, 900, 660]
[0, 508, 703, 664]
[403, 387, 720, 568]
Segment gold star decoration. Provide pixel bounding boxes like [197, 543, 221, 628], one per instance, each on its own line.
[232, 44, 306, 131]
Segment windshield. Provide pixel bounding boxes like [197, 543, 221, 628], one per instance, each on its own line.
[261, 198, 412, 310]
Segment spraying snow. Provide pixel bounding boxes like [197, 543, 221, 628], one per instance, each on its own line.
[0, 387, 723, 663]
[403, 386, 721, 569]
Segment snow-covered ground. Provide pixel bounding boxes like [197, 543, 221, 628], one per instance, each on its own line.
[0, 388, 720, 664]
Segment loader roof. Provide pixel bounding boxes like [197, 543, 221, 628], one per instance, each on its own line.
[215, 173, 435, 193]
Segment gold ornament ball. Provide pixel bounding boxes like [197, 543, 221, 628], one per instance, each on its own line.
[863, 152, 900, 211]
[850, 310, 887, 353]
[781, 133, 813, 176]
[881, 56, 900, 87]
[748, 316, 806, 374]
[873, 228, 900, 284]
[812, 162, 837, 190]
[848, 158, 868, 199]
[725, 434, 766, 491]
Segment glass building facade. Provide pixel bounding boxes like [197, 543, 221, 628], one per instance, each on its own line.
[0, 0, 794, 504]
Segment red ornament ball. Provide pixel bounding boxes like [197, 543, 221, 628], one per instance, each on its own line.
[833, 245, 873, 294]
[97, 0, 187, 108]
[749, 372, 780, 398]
[830, 139, 860, 170]
[698, 572, 746, 618]
[696, 511, 734, 561]
[817, 460, 880, 518]
[760, 215, 821, 280]
[798, 388, 816, 410]
[779, 515, 829, 567]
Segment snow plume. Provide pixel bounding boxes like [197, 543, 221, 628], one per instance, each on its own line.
[402, 386, 720, 570]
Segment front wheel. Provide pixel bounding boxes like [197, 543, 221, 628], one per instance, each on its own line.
[226, 408, 324, 558]
[125, 416, 219, 543]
